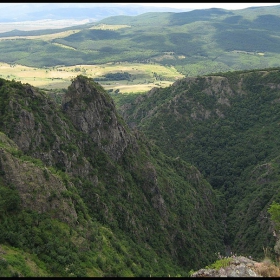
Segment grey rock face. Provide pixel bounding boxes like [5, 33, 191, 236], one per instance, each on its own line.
[191, 256, 262, 277]
[62, 76, 136, 161]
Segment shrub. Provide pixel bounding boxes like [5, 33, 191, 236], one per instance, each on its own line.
[205, 257, 233, 270]
[254, 260, 280, 277]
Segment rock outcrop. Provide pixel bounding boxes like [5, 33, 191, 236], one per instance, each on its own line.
[0, 132, 78, 225]
[191, 256, 280, 277]
[62, 75, 136, 161]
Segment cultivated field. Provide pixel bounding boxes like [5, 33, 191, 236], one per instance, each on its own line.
[0, 19, 90, 33]
[0, 22, 184, 93]
[0, 62, 184, 93]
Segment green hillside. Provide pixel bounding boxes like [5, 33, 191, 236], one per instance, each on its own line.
[116, 68, 280, 260]
[2, 5, 280, 276]
[0, 76, 225, 276]
[1, 6, 280, 76]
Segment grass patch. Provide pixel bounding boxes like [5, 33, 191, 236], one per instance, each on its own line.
[89, 24, 131, 30]
[205, 257, 233, 270]
[0, 62, 184, 92]
[0, 30, 81, 41]
[0, 244, 49, 277]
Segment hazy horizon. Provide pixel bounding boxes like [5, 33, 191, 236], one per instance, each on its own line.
[0, 2, 279, 32]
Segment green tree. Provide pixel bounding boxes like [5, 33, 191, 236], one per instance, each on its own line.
[268, 201, 280, 231]
[268, 201, 280, 259]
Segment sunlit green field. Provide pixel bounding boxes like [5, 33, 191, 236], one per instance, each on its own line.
[0, 62, 184, 93]
[2, 14, 280, 94]
[0, 23, 184, 93]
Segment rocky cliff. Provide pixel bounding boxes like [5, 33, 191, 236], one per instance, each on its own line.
[0, 75, 225, 276]
[116, 69, 280, 261]
[63, 76, 136, 161]
[0, 132, 78, 224]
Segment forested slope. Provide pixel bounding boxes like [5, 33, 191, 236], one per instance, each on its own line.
[117, 68, 280, 260]
[0, 76, 224, 276]
[1, 5, 280, 76]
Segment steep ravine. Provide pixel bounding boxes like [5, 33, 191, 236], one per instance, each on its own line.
[116, 69, 280, 261]
[0, 75, 226, 275]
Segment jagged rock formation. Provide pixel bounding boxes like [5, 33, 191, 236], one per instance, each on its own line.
[0, 75, 226, 276]
[0, 132, 78, 224]
[62, 76, 135, 161]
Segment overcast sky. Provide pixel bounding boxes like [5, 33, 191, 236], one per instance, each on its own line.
[0, 3, 279, 11]
[126, 2, 280, 10]
[1, 3, 279, 9]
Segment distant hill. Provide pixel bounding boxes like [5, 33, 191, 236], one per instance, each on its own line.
[0, 3, 187, 22]
[1, 5, 280, 77]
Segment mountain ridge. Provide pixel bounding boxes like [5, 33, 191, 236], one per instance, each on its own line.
[116, 67, 280, 261]
[0, 75, 225, 276]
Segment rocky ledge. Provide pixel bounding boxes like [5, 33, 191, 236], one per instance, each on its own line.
[191, 256, 280, 277]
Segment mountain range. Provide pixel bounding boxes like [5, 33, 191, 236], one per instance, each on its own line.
[1, 4, 280, 277]
[0, 3, 187, 23]
[1, 4, 280, 76]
